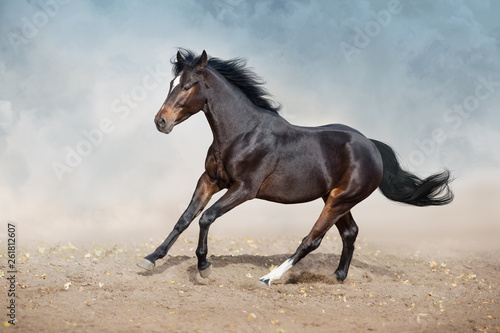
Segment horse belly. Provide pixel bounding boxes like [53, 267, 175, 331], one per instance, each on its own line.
[256, 163, 335, 204]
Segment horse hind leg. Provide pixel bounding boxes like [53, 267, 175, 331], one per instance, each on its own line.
[259, 189, 354, 285]
[334, 211, 358, 281]
[322, 194, 359, 281]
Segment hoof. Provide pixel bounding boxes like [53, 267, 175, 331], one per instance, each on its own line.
[137, 258, 155, 271]
[258, 278, 271, 286]
[199, 265, 212, 278]
[334, 270, 347, 281]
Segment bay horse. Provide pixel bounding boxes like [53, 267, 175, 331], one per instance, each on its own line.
[138, 49, 453, 285]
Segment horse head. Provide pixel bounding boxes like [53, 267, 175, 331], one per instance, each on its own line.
[154, 50, 208, 134]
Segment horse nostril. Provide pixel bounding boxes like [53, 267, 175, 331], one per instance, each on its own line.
[156, 117, 166, 128]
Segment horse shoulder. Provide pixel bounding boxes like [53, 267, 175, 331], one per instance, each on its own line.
[204, 144, 230, 188]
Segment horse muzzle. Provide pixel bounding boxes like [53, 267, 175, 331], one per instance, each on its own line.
[155, 116, 175, 134]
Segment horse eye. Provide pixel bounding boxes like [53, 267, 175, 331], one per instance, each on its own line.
[183, 85, 190, 91]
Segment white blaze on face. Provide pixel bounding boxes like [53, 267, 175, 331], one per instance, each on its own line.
[167, 73, 182, 99]
[172, 74, 181, 88]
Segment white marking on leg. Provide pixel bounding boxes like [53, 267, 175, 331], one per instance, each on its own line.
[259, 259, 293, 285]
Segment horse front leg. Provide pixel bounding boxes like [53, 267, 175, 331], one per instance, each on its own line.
[138, 172, 220, 270]
[195, 183, 251, 278]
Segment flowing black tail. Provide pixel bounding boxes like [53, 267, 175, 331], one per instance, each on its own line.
[370, 140, 454, 206]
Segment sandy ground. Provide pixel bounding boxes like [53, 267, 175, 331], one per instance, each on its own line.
[1, 231, 499, 333]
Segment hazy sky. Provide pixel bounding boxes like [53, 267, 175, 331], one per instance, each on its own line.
[1, 0, 499, 242]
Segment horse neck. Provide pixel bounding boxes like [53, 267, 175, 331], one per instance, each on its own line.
[202, 71, 263, 148]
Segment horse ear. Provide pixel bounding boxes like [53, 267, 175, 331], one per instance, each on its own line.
[197, 50, 208, 69]
[176, 50, 184, 63]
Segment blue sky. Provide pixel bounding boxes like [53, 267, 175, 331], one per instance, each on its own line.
[0, 0, 499, 241]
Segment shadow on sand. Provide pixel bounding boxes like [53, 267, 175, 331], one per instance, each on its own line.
[137, 252, 398, 285]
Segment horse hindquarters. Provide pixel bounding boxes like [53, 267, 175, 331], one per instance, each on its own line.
[260, 137, 383, 284]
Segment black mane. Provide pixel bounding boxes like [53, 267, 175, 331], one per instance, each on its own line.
[172, 49, 281, 113]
